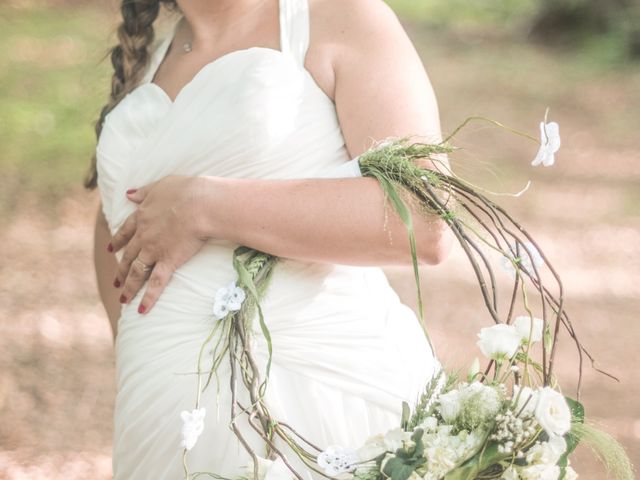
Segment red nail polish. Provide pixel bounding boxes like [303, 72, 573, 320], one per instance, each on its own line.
[126, 188, 137, 195]
[113, 278, 121, 288]
[119, 294, 127, 304]
[138, 304, 146, 314]
[107, 243, 114, 252]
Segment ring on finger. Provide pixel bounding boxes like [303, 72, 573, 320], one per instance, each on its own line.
[133, 257, 153, 274]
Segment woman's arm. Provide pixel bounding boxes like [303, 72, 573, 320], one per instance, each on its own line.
[94, 204, 121, 340]
[110, 0, 454, 312]
[195, 0, 452, 265]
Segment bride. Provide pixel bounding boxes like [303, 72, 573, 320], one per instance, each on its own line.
[87, 0, 453, 478]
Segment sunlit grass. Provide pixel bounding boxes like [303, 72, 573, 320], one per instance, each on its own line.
[0, 5, 113, 216]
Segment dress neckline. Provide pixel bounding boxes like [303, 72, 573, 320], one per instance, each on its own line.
[146, 0, 286, 105]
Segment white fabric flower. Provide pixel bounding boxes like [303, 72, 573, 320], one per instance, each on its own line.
[477, 324, 521, 361]
[531, 121, 560, 167]
[213, 280, 246, 319]
[534, 387, 572, 437]
[513, 315, 544, 344]
[180, 407, 206, 451]
[317, 445, 359, 476]
[501, 241, 544, 278]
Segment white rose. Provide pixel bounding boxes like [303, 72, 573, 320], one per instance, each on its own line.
[513, 316, 544, 344]
[519, 463, 561, 480]
[564, 466, 578, 480]
[356, 434, 387, 461]
[526, 435, 567, 465]
[534, 387, 572, 437]
[477, 324, 521, 361]
[501, 466, 520, 480]
[418, 416, 439, 432]
[383, 427, 412, 452]
[438, 389, 461, 423]
[512, 385, 539, 417]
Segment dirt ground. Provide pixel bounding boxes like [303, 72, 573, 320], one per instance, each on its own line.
[1, 11, 639, 480]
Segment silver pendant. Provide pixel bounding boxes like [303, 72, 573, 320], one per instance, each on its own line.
[183, 41, 192, 53]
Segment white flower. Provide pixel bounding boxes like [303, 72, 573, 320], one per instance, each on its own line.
[534, 387, 572, 437]
[501, 241, 544, 278]
[245, 456, 295, 480]
[477, 324, 521, 361]
[317, 445, 359, 476]
[213, 280, 246, 319]
[418, 416, 439, 432]
[531, 121, 560, 167]
[513, 316, 544, 344]
[356, 434, 387, 461]
[519, 463, 561, 480]
[180, 407, 206, 451]
[438, 389, 462, 423]
[526, 435, 567, 465]
[564, 466, 578, 480]
[501, 466, 520, 480]
[383, 427, 412, 452]
[513, 385, 539, 417]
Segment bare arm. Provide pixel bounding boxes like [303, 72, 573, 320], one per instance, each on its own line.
[109, 0, 454, 313]
[94, 204, 121, 340]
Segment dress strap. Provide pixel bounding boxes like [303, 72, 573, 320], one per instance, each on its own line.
[279, 0, 310, 67]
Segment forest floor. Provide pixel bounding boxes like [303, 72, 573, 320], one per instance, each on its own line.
[1, 2, 639, 479]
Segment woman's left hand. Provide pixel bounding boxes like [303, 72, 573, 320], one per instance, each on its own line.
[109, 175, 214, 314]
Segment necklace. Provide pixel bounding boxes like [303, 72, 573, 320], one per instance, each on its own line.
[182, 41, 192, 53]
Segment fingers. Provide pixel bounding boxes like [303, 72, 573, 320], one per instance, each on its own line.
[137, 262, 173, 314]
[119, 251, 155, 309]
[114, 239, 142, 292]
[126, 182, 153, 204]
[110, 212, 137, 253]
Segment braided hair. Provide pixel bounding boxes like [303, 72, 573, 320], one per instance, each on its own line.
[84, 0, 179, 190]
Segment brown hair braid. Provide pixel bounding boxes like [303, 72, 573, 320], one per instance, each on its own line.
[83, 0, 179, 190]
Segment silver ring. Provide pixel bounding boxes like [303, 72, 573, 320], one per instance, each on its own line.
[133, 257, 153, 273]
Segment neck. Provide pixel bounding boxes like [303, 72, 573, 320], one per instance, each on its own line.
[176, 0, 270, 43]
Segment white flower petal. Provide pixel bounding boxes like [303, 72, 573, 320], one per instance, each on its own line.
[532, 121, 561, 167]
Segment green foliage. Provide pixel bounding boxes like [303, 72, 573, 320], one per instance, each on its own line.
[0, 5, 112, 215]
[381, 429, 427, 480]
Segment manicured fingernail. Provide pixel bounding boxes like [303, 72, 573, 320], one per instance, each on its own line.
[107, 243, 114, 252]
[113, 278, 121, 288]
[126, 188, 137, 195]
[138, 304, 146, 314]
[119, 294, 127, 304]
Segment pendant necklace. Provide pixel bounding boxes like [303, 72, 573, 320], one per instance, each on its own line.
[182, 41, 192, 53]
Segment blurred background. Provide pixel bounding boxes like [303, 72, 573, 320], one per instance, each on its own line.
[0, 0, 638, 478]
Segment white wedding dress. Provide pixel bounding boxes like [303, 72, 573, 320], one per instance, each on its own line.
[96, 0, 441, 478]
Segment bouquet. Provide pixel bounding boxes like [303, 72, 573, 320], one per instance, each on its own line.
[179, 113, 634, 480]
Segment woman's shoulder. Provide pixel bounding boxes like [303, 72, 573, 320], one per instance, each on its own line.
[306, 0, 418, 102]
[309, 0, 409, 51]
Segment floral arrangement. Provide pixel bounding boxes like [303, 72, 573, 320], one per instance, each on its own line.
[178, 112, 634, 480]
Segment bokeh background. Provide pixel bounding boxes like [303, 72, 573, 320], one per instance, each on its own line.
[1, 0, 639, 478]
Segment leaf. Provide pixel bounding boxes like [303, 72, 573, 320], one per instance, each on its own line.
[233, 255, 273, 398]
[558, 397, 585, 469]
[401, 401, 411, 430]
